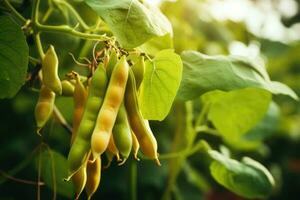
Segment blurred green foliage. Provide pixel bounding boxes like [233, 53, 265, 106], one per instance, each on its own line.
[0, 0, 300, 200]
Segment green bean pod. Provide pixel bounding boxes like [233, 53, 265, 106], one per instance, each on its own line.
[124, 70, 160, 165]
[35, 85, 55, 134]
[66, 63, 108, 180]
[106, 48, 118, 76]
[42, 45, 62, 95]
[112, 103, 132, 164]
[131, 56, 145, 90]
[91, 56, 129, 159]
[85, 156, 101, 200]
[71, 74, 88, 144]
[61, 80, 75, 96]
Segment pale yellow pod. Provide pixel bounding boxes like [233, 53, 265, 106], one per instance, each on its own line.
[35, 85, 55, 134]
[91, 56, 129, 158]
[131, 131, 140, 161]
[85, 156, 101, 200]
[42, 45, 62, 95]
[107, 134, 121, 162]
[71, 75, 88, 144]
[72, 164, 87, 200]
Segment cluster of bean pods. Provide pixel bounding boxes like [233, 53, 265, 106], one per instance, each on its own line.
[34, 44, 160, 199]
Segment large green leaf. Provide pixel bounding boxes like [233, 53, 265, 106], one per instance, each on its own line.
[138, 49, 182, 120]
[85, 0, 172, 48]
[177, 51, 298, 101]
[209, 150, 274, 199]
[39, 149, 74, 198]
[202, 88, 272, 142]
[0, 16, 29, 99]
[229, 102, 280, 150]
[138, 33, 173, 55]
[269, 81, 299, 101]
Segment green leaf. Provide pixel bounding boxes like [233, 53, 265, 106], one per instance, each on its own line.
[85, 0, 172, 48]
[177, 51, 298, 101]
[229, 102, 280, 150]
[269, 81, 299, 101]
[139, 49, 182, 120]
[202, 88, 272, 142]
[0, 16, 29, 99]
[39, 149, 74, 198]
[209, 150, 274, 199]
[138, 33, 173, 55]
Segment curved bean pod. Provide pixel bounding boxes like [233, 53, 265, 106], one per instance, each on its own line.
[42, 45, 62, 95]
[91, 56, 129, 158]
[66, 63, 108, 180]
[124, 70, 160, 166]
[35, 85, 55, 134]
[85, 156, 101, 200]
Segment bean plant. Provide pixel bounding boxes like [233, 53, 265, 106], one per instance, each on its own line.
[0, 0, 299, 200]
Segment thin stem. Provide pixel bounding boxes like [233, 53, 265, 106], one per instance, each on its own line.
[31, 0, 44, 59]
[3, 0, 27, 23]
[37, 147, 42, 200]
[141, 140, 211, 160]
[32, 0, 40, 24]
[53, 105, 72, 134]
[53, 0, 90, 30]
[130, 159, 137, 200]
[29, 56, 41, 65]
[42, 144, 57, 200]
[0, 170, 45, 186]
[0, 145, 41, 185]
[36, 23, 110, 41]
[195, 104, 210, 128]
[196, 125, 219, 136]
[34, 33, 45, 59]
[41, 7, 53, 23]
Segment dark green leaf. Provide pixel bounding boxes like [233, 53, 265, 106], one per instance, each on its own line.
[0, 16, 29, 99]
[40, 149, 74, 198]
[209, 150, 274, 199]
[85, 0, 172, 48]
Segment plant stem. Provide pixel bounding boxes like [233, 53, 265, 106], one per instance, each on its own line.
[29, 56, 41, 65]
[130, 160, 137, 200]
[196, 125, 219, 136]
[53, 105, 72, 134]
[0, 170, 44, 186]
[162, 102, 209, 200]
[34, 33, 45, 59]
[53, 0, 90, 30]
[36, 23, 110, 41]
[140, 140, 211, 160]
[2, 0, 27, 23]
[31, 0, 40, 25]
[41, 7, 53, 23]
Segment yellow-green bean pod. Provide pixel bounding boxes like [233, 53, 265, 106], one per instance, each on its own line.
[66, 63, 108, 180]
[35, 85, 55, 134]
[42, 45, 62, 95]
[85, 156, 101, 200]
[61, 80, 75, 96]
[91, 56, 129, 159]
[124, 70, 160, 165]
[112, 103, 132, 164]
